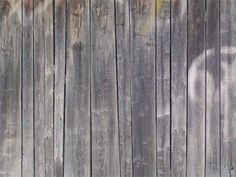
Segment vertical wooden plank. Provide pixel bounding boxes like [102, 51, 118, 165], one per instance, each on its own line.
[34, 0, 54, 176]
[54, 0, 66, 177]
[205, 0, 220, 176]
[171, 0, 187, 176]
[156, 0, 171, 176]
[187, 0, 205, 176]
[64, 0, 91, 176]
[22, 0, 34, 176]
[115, 0, 132, 177]
[91, 0, 120, 176]
[220, 0, 236, 176]
[0, 0, 22, 176]
[130, 0, 156, 176]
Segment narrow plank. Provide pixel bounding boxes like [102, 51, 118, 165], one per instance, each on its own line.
[205, 0, 220, 176]
[130, 0, 156, 176]
[91, 0, 120, 176]
[220, 0, 236, 176]
[156, 0, 171, 176]
[22, 0, 34, 176]
[54, 0, 66, 176]
[64, 0, 91, 176]
[170, 0, 187, 176]
[0, 0, 22, 176]
[34, 0, 54, 176]
[115, 0, 132, 177]
[187, 0, 205, 176]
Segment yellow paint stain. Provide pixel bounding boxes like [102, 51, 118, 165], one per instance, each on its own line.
[140, 0, 163, 35]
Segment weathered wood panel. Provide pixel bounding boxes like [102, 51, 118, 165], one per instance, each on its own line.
[115, 0, 132, 177]
[34, 0, 54, 176]
[0, 1, 22, 176]
[187, 0, 206, 176]
[220, 0, 236, 176]
[91, 0, 120, 176]
[22, 0, 34, 176]
[64, 0, 91, 176]
[54, 0, 66, 176]
[156, 0, 171, 176]
[171, 0, 187, 176]
[206, 0, 220, 176]
[130, 0, 156, 176]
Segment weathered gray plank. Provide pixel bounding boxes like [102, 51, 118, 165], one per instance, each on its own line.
[130, 0, 156, 176]
[156, 1, 171, 176]
[34, 0, 54, 176]
[64, 0, 91, 176]
[22, 0, 34, 176]
[91, 0, 120, 176]
[220, 0, 236, 176]
[205, 0, 220, 176]
[115, 0, 132, 177]
[0, 0, 22, 176]
[54, 0, 66, 176]
[187, 0, 205, 176]
[170, 0, 187, 176]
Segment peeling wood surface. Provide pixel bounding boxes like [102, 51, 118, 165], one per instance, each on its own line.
[0, 0, 236, 177]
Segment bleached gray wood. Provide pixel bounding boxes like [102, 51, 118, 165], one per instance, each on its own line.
[115, 0, 132, 177]
[91, 0, 120, 176]
[0, 1, 22, 176]
[54, 0, 66, 176]
[220, 0, 236, 176]
[22, 0, 34, 176]
[64, 0, 91, 176]
[187, 0, 205, 176]
[205, 0, 220, 176]
[130, 0, 156, 176]
[156, 0, 171, 176]
[170, 0, 187, 176]
[34, 0, 54, 176]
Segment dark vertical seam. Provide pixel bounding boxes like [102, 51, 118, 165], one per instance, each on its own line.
[154, 0, 157, 175]
[89, 0, 93, 176]
[33, 0, 36, 176]
[63, 0, 67, 176]
[169, 0, 172, 175]
[128, 0, 134, 176]
[21, 0, 23, 176]
[204, 0, 207, 176]
[113, 1, 122, 177]
[186, 0, 189, 176]
[219, 0, 222, 176]
[52, 0, 56, 176]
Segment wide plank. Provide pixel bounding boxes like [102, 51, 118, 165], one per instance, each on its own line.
[187, 0, 205, 176]
[91, 0, 120, 176]
[0, 0, 22, 176]
[220, 0, 236, 176]
[130, 0, 156, 176]
[170, 0, 187, 176]
[64, 0, 91, 176]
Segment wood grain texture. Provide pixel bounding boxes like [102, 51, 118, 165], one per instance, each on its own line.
[54, 0, 66, 176]
[220, 0, 236, 176]
[115, 0, 132, 177]
[206, 0, 220, 176]
[34, 0, 54, 176]
[156, 0, 171, 176]
[22, 0, 34, 176]
[187, 0, 205, 176]
[130, 0, 156, 176]
[64, 0, 91, 176]
[171, 0, 187, 176]
[0, 1, 22, 176]
[91, 0, 120, 176]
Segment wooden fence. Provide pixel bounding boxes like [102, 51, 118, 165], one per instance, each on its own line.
[0, 0, 235, 176]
